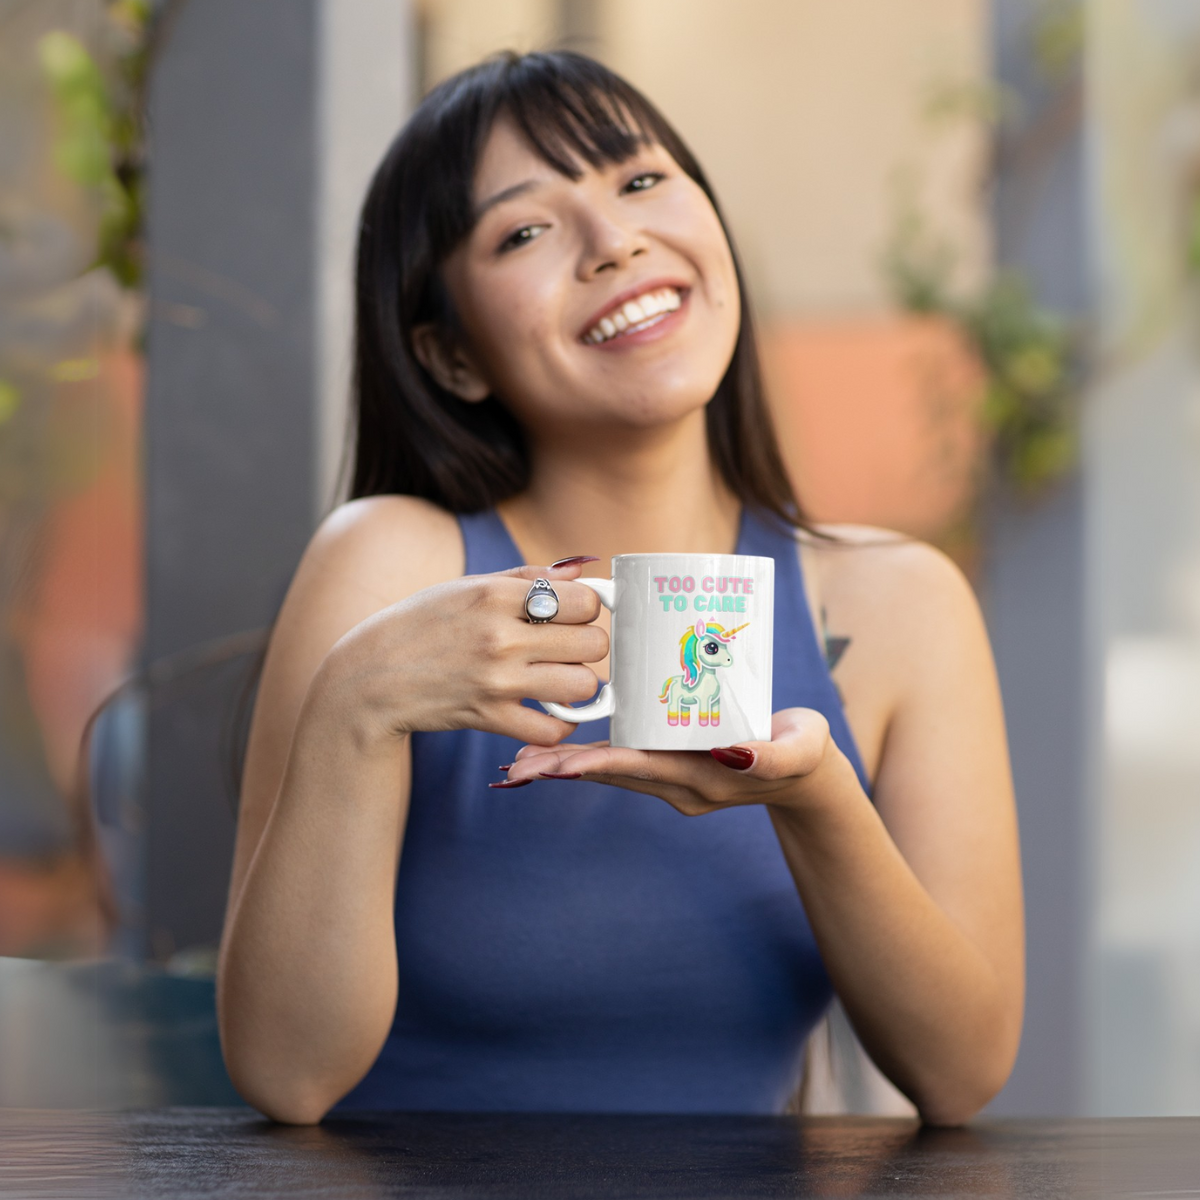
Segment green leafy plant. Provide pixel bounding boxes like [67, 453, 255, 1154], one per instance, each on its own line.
[882, 0, 1084, 501]
[37, 0, 150, 289]
[885, 210, 1079, 495]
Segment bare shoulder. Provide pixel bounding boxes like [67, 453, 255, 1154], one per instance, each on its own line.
[800, 522, 980, 633]
[797, 522, 991, 747]
[258, 494, 465, 738]
[298, 494, 464, 608]
[257, 494, 464, 771]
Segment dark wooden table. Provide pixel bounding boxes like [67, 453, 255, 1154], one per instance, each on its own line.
[3, 1108, 1198, 1199]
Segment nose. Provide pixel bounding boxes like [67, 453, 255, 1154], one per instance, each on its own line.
[576, 208, 647, 279]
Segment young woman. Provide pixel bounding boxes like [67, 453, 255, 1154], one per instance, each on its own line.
[216, 51, 1024, 1126]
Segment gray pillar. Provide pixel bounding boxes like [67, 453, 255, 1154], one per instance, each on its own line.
[143, 0, 409, 958]
[983, 0, 1090, 1116]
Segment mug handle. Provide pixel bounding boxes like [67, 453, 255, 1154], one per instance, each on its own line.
[539, 577, 616, 723]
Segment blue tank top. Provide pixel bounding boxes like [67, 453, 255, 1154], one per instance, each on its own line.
[335, 505, 870, 1113]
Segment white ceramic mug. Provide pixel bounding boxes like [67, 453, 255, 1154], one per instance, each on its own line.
[540, 553, 775, 750]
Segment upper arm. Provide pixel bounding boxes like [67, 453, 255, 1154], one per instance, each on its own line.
[829, 538, 1024, 1019]
[225, 495, 463, 918]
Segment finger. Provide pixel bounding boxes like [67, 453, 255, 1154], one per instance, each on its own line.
[497, 559, 599, 582]
[511, 746, 718, 816]
[511, 745, 697, 786]
[708, 708, 832, 780]
[506, 739, 608, 778]
[512, 739, 608, 764]
[501, 740, 605, 785]
[504, 744, 566, 777]
[521, 663, 603, 706]
[519, 622, 608, 665]
[491, 575, 603, 626]
[513, 742, 774, 807]
[487, 702, 577, 749]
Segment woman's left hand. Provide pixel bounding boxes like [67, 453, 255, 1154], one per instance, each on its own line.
[495, 707, 846, 816]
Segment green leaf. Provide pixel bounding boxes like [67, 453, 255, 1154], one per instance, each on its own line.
[0, 380, 20, 425]
[38, 31, 115, 189]
[1013, 426, 1076, 490]
[1006, 344, 1064, 395]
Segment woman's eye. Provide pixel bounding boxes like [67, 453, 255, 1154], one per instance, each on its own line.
[623, 171, 664, 194]
[498, 224, 546, 252]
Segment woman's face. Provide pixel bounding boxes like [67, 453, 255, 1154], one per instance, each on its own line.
[435, 118, 741, 437]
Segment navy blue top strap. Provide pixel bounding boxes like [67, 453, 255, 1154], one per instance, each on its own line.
[738, 508, 871, 794]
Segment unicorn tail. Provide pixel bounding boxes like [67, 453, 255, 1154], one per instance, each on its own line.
[658, 677, 672, 702]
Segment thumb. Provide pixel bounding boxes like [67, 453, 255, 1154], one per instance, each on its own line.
[709, 708, 831, 780]
[497, 556, 601, 582]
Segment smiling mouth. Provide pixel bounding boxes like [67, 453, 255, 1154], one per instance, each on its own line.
[582, 286, 686, 345]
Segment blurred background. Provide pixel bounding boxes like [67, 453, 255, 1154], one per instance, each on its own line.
[0, 0, 1197, 1118]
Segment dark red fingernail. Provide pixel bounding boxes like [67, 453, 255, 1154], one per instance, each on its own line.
[488, 778, 533, 788]
[497, 763, 513, 771]
[538, 771, 582, 780]
[710, 746, 755, 770]
[550, 556, 600, 569]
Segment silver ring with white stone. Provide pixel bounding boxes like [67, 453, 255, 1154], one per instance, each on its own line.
[524, 578, 560, 623]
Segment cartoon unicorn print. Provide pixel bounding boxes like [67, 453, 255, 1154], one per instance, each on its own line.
[657, 619, 749, 727]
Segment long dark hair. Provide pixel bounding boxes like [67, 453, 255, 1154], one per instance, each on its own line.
[348, 49, 809, 530]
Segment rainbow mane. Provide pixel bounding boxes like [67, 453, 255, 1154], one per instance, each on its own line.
[677, 621, 750, 686]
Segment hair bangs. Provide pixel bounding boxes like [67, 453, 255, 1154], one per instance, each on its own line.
[416, 52, 703, 265]
[499, 56, 659, 180]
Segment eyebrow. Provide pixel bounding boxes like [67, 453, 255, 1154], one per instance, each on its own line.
[474, 178, 542, 221]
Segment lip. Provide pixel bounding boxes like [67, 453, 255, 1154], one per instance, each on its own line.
[577, 277, 692, 344]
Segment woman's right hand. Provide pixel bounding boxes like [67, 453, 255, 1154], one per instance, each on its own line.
[320, 561, 608, 748]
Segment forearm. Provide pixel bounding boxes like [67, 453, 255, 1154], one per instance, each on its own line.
[768, 751, 1020, 1125]
[217, 672, 408, 1124]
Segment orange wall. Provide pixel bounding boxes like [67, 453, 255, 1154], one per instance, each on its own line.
[762, 314, 985, 540]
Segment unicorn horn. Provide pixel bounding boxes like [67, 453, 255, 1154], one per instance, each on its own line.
[723, 622, 750, 638]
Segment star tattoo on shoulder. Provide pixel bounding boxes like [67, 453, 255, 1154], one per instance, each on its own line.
[821, 605, 851, 672]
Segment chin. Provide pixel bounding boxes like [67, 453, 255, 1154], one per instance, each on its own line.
[604, 382, 718, 429]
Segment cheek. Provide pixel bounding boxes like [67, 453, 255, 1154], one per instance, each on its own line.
[665, 185, 738, 281]
[661, 200, 740, 336]
[480, 294, 548, 348]
[463, 278, 562, 380]
[700, 218, 740, 317]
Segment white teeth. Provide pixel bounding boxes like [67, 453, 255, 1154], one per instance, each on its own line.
[584, 287, 683, 344]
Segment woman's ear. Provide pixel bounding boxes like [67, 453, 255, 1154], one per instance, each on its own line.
[410, 324, 490, 402]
